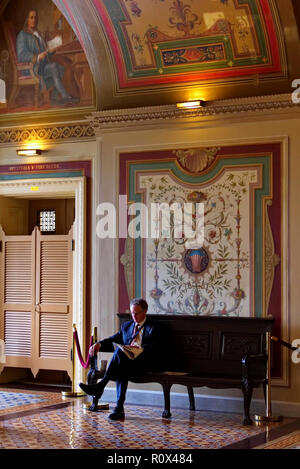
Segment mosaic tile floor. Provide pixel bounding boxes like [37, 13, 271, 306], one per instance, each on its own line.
[0, 388, 296, 450]
[255, 430, 300, 449]
[0, 391, 47, 410]
[0, 387, 67, 416]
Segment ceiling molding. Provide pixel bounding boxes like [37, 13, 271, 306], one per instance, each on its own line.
[89, 93, 300, 131]
[0, 93, 299, 145]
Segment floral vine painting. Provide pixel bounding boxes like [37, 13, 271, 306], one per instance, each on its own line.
[119, 144, 283, 320]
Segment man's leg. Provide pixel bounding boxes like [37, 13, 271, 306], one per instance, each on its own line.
[45, 63, 68, 99]
[80, 348, 145, 420]
[107, 350, 147, 420]
[79, 348, 132, 398]
[44, 63, 79, 104]
[116, 379, 128, 408]
[108, 378, 128, 420]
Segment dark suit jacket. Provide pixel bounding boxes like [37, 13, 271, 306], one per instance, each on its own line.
[98, 317, 165, 371]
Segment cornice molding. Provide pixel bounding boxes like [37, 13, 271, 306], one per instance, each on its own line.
[89, 93, 300, 131]
[0, 121, 95, 146]
[0, 94, 299, 144]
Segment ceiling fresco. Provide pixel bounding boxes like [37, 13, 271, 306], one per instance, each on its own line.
[0, 0, 95, 123]
[91, 0, 286, 89]
[1, 0, 300, 118]
[52, 0, 300, 110]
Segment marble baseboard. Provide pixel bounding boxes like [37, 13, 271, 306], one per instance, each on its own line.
[100, 387, 300, 418]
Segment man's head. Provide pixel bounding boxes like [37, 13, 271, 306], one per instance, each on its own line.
[130, 298, 148, 324]
[25, 10, 38, 30]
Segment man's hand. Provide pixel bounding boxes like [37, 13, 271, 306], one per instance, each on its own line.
[89, 343, 101, 356]
[38, 51, 48, 61]
[130, 342, 142, 349]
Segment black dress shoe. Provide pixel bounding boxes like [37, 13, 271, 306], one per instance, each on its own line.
[108, 407, 125, 421]
[79, 382, 104, 399]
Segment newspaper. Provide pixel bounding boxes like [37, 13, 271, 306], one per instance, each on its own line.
[47, 35, 63, 52]
[113, 342, 143, 360]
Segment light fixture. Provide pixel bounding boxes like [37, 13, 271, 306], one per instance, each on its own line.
[17, 148, 42, 156]
[176, 100, 205, 109]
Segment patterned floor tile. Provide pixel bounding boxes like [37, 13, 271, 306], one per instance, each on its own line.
[0, 391, 47, 409]
[0, 395, 284, 450]
[0, 387, 70, 416]
[0, 388, 298, 450]
[255, 430, 300, 449]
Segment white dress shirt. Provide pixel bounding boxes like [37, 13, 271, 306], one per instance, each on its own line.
[131, 318, 146, 348]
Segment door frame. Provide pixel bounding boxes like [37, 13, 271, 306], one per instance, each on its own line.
[0, 176, 86, 390]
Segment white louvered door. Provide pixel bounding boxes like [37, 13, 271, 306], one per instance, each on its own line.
[0, 226, 73, 378]
[1, 229, 35, 370]
[34, 227, 73, 378]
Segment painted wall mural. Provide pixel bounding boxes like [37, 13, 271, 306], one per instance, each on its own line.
[0, 0, 93, 114]
[138, 168, 255, 317]
[119, 142, 283, 333]
[94, 0, 285, 88]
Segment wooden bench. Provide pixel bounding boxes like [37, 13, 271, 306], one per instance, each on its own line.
[88, 314, 273, 425]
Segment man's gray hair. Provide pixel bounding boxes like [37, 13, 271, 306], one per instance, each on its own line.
[130, 297, 148, 311]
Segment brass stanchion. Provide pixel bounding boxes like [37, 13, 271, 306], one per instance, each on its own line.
[254, 331, 282, 423]
[83, 326, 109, 411]
[62, 324, 85, 398]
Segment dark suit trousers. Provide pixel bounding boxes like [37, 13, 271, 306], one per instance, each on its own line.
[103, 348, 147, 408]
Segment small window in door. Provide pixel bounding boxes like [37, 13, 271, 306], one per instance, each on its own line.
[38, 209, 56, 233]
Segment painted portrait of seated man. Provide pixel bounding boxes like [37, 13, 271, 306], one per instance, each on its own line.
[16, 9, 79, 106]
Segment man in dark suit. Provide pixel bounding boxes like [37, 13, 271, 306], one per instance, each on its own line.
[79, 298, 163, 420]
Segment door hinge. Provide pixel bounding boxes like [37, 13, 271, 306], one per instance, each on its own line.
[71, 239, 75, 251]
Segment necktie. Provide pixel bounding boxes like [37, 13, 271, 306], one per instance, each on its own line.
[130, 323, 139, 345]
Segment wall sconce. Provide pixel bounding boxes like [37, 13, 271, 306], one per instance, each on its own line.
[176, 100, 205, 109]
[16, 148, 42, 156]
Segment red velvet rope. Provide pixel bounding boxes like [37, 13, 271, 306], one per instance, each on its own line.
[271, 336, 297, 351]
[73, 329, 93, 368]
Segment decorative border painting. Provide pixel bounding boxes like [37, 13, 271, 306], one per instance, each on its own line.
[119, 142, 286, 379]
[93, 0, 286, 89]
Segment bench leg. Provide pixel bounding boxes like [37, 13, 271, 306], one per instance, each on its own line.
[241, 377, 253, 425]
[187, 386, 195, 411]
[162, 384, 172, 418]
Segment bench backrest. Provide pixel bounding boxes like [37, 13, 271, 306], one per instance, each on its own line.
[118, 314, 274, 377]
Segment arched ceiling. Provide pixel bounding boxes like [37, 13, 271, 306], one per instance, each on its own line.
[52, 0, 300, 110]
